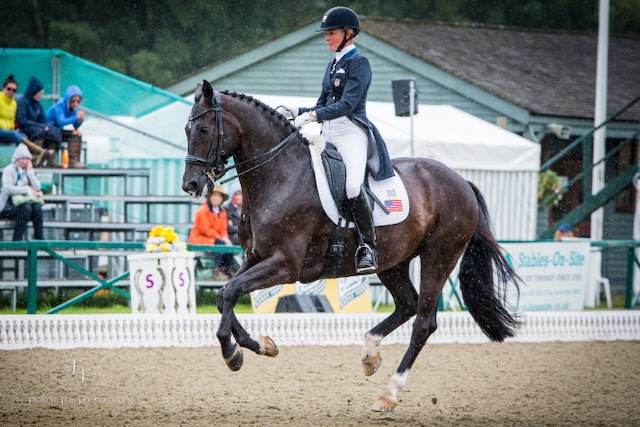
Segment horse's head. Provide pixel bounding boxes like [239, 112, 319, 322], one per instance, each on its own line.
[183, 81, 304, 198]
[182, 80, 233, 198]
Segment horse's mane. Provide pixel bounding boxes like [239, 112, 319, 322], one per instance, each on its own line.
[221, 90, 305, 139]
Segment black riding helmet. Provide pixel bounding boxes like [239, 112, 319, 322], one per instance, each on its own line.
[317, 6, 360, 52]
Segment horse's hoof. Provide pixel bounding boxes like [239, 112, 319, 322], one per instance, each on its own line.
[259, 335, 279, 357]
[224, 344, 244, 371]
[362, 352, 382, 376]
[371, 395, 397, 412]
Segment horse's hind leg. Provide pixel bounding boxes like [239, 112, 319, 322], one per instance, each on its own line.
[371, 307, 438, 412]
[372, 240, 467, 412]
[362, 259, 418, 376]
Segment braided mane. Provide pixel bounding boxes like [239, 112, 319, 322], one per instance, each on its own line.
[221, 90, 301, 135]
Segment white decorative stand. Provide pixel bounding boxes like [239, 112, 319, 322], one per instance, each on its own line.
[128, 252, 196, 314]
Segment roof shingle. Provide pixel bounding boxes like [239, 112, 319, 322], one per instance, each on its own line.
[361, 17, 640, 121]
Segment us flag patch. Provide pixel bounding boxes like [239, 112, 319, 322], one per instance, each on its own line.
[384, 199, 404, 212]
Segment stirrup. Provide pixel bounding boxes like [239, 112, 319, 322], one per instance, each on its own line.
[355, 244, 377, 274]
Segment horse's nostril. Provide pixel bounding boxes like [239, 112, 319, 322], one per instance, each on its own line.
[182, 180, 198, 194]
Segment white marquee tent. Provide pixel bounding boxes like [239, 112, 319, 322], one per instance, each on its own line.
[254, 94, 541, 240]
[82, 94, 540, 239]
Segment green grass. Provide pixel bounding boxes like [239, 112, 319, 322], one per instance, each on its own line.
[0, 304, 243, 315]
[0, 304, 395, 315]
[0, 289, 628, 314]
[584, 293, 628, 310]
[0, 301, 396, 315]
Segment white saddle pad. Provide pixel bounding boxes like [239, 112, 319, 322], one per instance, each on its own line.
[307, 136, 410, 227]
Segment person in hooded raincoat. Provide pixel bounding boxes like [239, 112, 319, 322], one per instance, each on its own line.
[46, 85, 86, 168]
[16, 76, 62, 167]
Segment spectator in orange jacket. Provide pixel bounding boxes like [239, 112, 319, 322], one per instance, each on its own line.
[189, 185, 239, 280]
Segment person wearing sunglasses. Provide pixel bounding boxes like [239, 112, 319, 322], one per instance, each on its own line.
[0, 74, 45, 165]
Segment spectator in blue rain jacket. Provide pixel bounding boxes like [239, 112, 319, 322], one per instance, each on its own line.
[45, 85, 86, 168]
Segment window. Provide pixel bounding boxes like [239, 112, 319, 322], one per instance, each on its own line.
[615, 139, 638, 213]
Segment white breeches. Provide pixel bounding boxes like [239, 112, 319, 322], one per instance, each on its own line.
[321, 116, 368, 198]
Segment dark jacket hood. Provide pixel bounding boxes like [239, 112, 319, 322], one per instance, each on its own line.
[24, 77, 44, 100]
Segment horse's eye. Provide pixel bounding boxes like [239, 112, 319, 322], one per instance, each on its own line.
[199, 126, 210, 134]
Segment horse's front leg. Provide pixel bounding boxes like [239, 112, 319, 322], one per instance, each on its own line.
[215, 286, 279, 370]
[216, 260, 290, 371]
[215, 281, 244, 370]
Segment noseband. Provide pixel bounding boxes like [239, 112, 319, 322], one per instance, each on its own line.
[185, 91, 226, 183]
[184, 91, 302, 184]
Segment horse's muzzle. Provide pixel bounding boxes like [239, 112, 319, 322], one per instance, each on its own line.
[182, 166, 212, 198]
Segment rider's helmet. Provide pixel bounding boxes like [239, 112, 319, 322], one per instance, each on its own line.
[318, 6, 360, 35]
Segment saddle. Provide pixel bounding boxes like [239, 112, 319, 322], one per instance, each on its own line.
[318, 140, 401, 277]
[320, 142, 351, 221]
[320, 142, 386, 222]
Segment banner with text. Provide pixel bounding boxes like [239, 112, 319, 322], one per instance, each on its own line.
[502, 241, 591, 310]
[250, 277, 372, 313]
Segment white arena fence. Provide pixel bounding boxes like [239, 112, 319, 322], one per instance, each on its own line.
[1, 311, 638, 350]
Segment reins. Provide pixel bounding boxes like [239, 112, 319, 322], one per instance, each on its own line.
[185, 91, 301, 184]
[218, 131, 299, 184]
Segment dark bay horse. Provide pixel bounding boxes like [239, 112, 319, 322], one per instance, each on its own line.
[182, 80, 521, 412]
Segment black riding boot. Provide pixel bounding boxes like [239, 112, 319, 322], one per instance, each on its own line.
[349, 191, 378, 274]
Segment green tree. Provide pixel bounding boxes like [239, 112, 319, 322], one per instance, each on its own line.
[3, 0, 639, 87]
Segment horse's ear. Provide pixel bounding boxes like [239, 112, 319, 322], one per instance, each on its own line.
[202, 80, 214, 100]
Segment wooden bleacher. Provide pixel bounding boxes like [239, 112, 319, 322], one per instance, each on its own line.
[34, 167, 152, 195]
[0, 167, 197, 241]
[0, 167, 221, 310]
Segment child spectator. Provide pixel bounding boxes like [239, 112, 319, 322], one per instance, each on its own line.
[554, 223, 576, 240]
[46, 85, 86, 168]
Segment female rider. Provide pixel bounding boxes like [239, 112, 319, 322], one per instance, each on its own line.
[289, 6, 394, 274]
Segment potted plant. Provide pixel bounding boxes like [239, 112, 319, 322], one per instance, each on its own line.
[538, 170, 563, 208]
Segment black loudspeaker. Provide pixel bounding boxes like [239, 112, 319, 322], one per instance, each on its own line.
[391, 78, 418, 117]
[275, 294, 334, 313]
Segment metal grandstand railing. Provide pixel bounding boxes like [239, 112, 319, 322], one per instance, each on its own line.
[538, 95, 640, 239]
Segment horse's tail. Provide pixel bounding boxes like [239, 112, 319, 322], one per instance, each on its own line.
[458, 181, 521, 342]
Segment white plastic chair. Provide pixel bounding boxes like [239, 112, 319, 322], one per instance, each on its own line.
[588, 247, 612, 308]
[593, 276, 612, 308]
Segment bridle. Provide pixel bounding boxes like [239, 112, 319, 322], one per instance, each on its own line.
[185, 91, 301, 184]
[184, 91, 226, 183]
